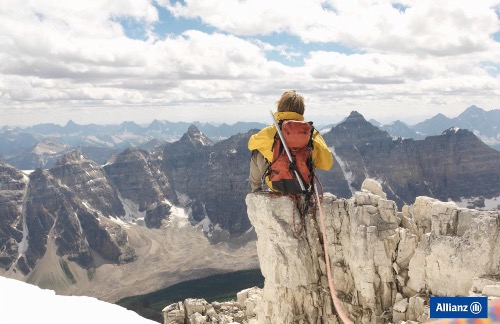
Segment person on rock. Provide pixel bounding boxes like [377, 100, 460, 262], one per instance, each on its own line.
[247, 90, 334, 192]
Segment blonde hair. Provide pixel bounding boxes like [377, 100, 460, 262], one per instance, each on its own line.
[276, 90, 305, 115]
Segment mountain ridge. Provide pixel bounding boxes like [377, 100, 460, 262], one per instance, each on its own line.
[1, 109, 499, 305]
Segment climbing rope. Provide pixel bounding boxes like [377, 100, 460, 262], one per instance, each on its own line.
[263, 178, 353, 323]
[314, 185, 354, 324]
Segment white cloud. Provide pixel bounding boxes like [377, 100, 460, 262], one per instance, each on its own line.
[0, 0, 499, 126]
[163, 0, 500, 55]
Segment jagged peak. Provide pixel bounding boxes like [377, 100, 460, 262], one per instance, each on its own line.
[120, 147, 148, 156]
[65, 120, 79, 127]
[464, 104, 482, 112]
[335, 111, 389, 132]
[148, 119, 163, 127]
[458, 105, 486, 119]
[335, 111, 369, 126]
[441, 127, 472, 136]
[324, 111, 392, 145]
[368, 119, 381, 127]
[347, 111, 364, 119]
[429, 113, 450, 120]
[58, 150, 85, 165]
[390, 120, 408, 127]
[120, 121, 140, 127]
[180, 125, 213, 146]
[107, 147, 150, 165]
[187, 124, 201, 135]
[29, 168, 51, 180]
[119, 121, 142, 132]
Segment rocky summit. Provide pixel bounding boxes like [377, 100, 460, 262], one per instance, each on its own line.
[244, 180, 500, 324]
[161, 179, 500, 323]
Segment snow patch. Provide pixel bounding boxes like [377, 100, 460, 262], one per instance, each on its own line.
[18, 183, 30, 256]
[169, 205, 190, 228]
[199, 215, 212, 233]
[176, 191, 192, 207]
[73, 212, 83, 235]
[422, 181, 435, 196]
[452, 196, 500, 211]
[0, 277, 157, 324]
[118, 196, 146, 225]
[330, 146, 356, 194]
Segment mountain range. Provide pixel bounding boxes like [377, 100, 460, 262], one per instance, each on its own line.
[0, 120, 268, 170]
[370, 105, 500, 150]
[0, 108, 499, 305]
[1, 105, 499, 171]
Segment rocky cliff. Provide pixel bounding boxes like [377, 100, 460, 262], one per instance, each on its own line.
[0, 152, 259, 301]
[243, 180, 500, 323]
[0, 151, 149, 275]
[50, 151, 125, 217]
[103, 147, 176, 228]
[161, 125, 253, 234]
[16, 167, 122, 275]
[322, 112, 500, 208]
[0, 161, 27, 269]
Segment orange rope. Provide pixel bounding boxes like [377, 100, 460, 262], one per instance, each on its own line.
[263, 179, 352, 323]
[314, 186, 354, 324]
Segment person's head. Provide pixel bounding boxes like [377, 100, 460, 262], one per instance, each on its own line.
[276, 90, 305, 115]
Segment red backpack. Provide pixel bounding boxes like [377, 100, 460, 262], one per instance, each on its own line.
[266, 120, 315, 194]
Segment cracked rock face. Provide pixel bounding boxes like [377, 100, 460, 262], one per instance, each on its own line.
[245, 179, 500, 324]
[0, 161, 28, 269]
[50, 150, 125, 217]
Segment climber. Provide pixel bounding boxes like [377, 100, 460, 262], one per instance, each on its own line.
[247, 90, 334, 193]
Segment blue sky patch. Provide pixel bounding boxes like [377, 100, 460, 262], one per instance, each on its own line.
[152, 3, 216, 37]
[114, 16, 149, 40]
[481, 61, 500, 77]
[252, 32, 361, 66]
[392, 3, 409, 13]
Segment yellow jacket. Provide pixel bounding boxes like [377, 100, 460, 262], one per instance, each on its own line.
[248, 111, 334, 187]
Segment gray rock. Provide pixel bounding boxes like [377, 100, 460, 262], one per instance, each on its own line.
[243, 189, 499, 323]
[362, 178, 387, 199]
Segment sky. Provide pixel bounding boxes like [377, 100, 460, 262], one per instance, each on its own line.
[0, 0, 499, 127]
[0, 276, 157, 324]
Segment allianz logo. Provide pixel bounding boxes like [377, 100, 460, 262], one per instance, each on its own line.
[435, 302, 482, 314]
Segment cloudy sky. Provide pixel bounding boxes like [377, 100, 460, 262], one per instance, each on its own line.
[0, 0, 499, 127]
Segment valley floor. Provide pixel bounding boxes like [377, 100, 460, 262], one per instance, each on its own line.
[1, 213, 259, 303]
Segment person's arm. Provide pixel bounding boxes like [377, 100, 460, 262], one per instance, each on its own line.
[312, 132, 334, 171]
[248, 126, 275, 162]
